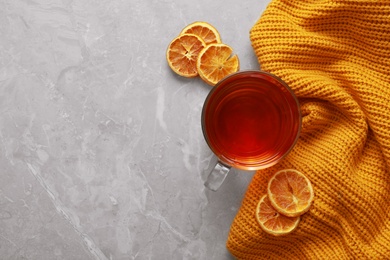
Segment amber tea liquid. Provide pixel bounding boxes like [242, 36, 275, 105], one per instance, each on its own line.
[202, 71, 301, 170]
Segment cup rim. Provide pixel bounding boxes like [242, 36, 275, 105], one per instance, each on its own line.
[201, 70, 302, 170]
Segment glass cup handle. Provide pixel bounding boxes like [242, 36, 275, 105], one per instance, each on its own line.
[204, 159, 231, 191]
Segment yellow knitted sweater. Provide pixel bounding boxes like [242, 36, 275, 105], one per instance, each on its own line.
[227, 0, 390, 259]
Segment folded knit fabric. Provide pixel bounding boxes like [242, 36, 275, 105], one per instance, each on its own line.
[227, 0, 390, 259]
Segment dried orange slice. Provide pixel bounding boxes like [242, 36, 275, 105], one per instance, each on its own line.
[256, 195, 300, 236]
[268, 169, 314, 217]
[166, 33, 206, 77]
[196, 43, 240, 86]
[180, 21, 222, 45]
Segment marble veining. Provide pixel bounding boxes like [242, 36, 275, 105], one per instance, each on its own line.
[0, 0, 269, 259]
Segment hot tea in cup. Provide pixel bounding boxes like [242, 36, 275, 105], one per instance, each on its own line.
[202, 71, 301, 191]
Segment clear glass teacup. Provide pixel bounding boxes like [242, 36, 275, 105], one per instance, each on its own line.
[202, 71, 301, 191]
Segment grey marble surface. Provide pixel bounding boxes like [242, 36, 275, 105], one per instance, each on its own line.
[0, 0, 270, 259]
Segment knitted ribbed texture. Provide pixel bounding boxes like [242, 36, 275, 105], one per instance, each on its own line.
[227, 0, 390, 259]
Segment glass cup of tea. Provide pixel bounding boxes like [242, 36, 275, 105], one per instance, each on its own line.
[202, 70, 301, 191]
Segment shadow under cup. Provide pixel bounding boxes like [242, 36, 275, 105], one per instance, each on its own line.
[202, 71, 301, 190]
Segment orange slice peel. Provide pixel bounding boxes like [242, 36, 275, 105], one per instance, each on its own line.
[196, 43, 240, 86]
[256, 195, 300, 236]
[166, 33, 206, 78]
[267, 169, 314, 217]
[180, 21, 222, 45]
